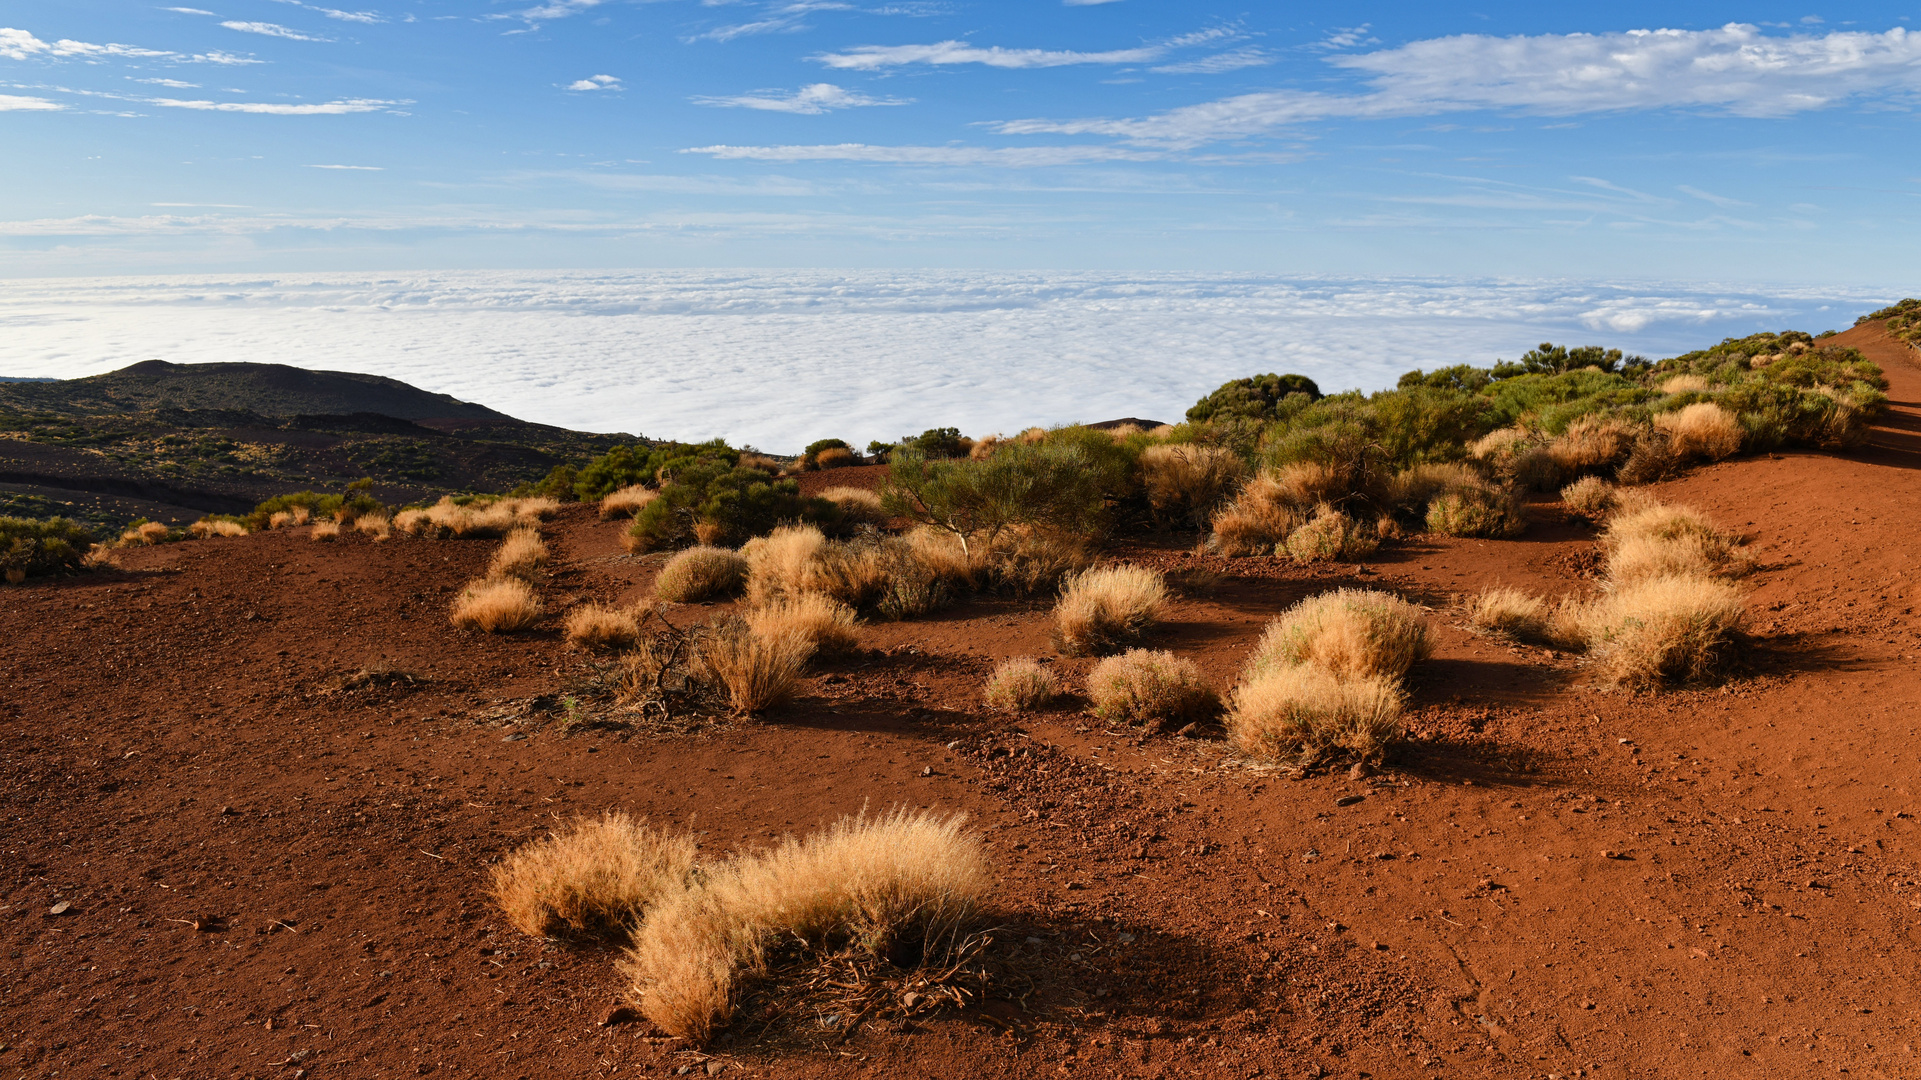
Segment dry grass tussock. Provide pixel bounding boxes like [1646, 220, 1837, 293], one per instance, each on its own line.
[565, 603, 642, 651]
[983, 658, 1060, 711]
[1227, 665, 1404, 764]
[1661, 374, 1712, 394]
[815, 446, 857, 469]
[745, 593, 860, 656]
[1600, 503, 1746, 580]
[1425, 478, 1527, 538]
[267, 506, 310, 529]
[491, 813, 698, 939]
[1209, 472, 1306, 556]
[1386, 463, 1483, 517]
[742, 525, 828, 605]
[489, 526, 550, 580]
[1085, 649, 1216, 728]
[1053, 564, 1168, 656]
[819, 485, 885, 526]
[188, 519, 247, 539]
[353, 512, 391, 540]
[1462, 587, 1584, 649]
[1283, 506, 1379, 563]
[1655, 402, 1743, 462]
[600, 485, 657, 520]
[1469, 427, 1532, 463]
[655, 546, 749, 603]
[309, 520, 341, 542]
[450, 577, 543, 632]
[695, 617, 815, 715]
[1251, 589, 1430, 680]
[1140, 444, 1247, 528]
[401, 495, 558, 539]
[621, 809, 989, 1044]
[1547, 416, 1639, 476]
[119, 521, 171, 546]
[1560, 476, 1617, 522]
[1572, 575, 1747, 687]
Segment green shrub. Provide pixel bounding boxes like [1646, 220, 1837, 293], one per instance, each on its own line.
[1186, 373, 1322, 424]
[882, 440, 1115, 554]
[575, 440, 738, 501]
[1860, 298, 1921, 349]
[1425, 480, 1526, 538]
[0, 516, 94, 579]
[626, 458, 840, 551]
[511, 463, 580, 501]
[245, 491, 344, 531]
[800, 438, 851, 470]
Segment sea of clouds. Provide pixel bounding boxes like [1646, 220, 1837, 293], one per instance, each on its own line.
[0, 270, 1897, 451]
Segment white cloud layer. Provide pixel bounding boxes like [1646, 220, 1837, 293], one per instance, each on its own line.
[0, 93, 63, 111]
[816, 39, 1164, 70]
[149, 95, 402, 114]
[691, 83, 908, 113]
[1, 26, 262, 64]
[682, 142, 1162, 165]
[0, 271, 1890, 451]
[1001, 24, 1921, 146]
[221, 21, 333, 42]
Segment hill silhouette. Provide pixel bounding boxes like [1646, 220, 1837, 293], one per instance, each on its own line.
[0, 359, 510, 420]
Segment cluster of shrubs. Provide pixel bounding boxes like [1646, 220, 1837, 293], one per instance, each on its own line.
[1466, 488, 1748, 687]
[0, 516, 95, 583]
[489, 808, 988, 1044]
[1857, 297, 1921, 351]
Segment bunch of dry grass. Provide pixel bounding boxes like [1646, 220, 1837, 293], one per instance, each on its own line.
[1141, 444, 1247, 529]
[451, 577, 544, 632]
[815, 446, 857, 469]
[819, 485, 885, 526]
[694, 618, 815, 715]
[1461, 587, 1583, 648]
[1053, 564, 1168, 656]
[1282, 507, 1380, 563]
[1573, 575, 1747, 687]
[1085, 649, 1217, 728]
[1251, 589, 1430, 680]
[1660, 374, 1712, 394]
[1600, 503, 1746, 580]
[904, 526, 991, 592]
[745, 593, 860, 656]
[565, 603, 643, 651]
[267, 506, 310, 529]
[118, 521, 171, 546]
[655, 546, 750, 603]
[1425, 479, 1527, 538]
[600, 485, 657, 520]
[353, 512, 392, 540]
[1560, 476, 1617, 522]
[489, 526, 550, 580]
[982, 658, 1060, 711]
[309, 520, 341, 542]
[1547, 416, 1638, 477]
[491, 813, 698, 939]
[391, 507, 430, 534]
[1616, 431, 1675, 485]
[1385, 463, 1483, 517]
[1469, 427, 1532, 463]
[1226, 665, 1405, 763]
[742, 525, 828, 605]
[1208, 473, 1306, 556]
[622, 809, 989, 1044]
[1655, 402, 1743, 462]
[188, 519, 247, 539]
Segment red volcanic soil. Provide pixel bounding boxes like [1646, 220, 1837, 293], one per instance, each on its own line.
[5, 324, 1921, 1079]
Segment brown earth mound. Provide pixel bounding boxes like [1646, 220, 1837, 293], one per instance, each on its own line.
[4, 323, 1921, 1079]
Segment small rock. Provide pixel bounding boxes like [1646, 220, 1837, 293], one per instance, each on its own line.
[1116, 932, 1135, 944]
[220, 805, 236, 816]
[1326, 921, 1346, 933]
[600, 1005, 641, 1026]
[1346, 761, 1374, 780]
[706, 1061, 726, 1076]
[501, 732, 527, 742]
[1581, 1000, 1596, 1010]
[1371, 940, 1388, 951]
[920, 766, 934, 777]
[287, 1050, 311, 1064]
[901, 992, 922, 1009]
[47, 901, 71, 916]
[1602, 849, 1630, 860]
[1173, 723, 1197, 738]
[1025, 936, 1044, 946]
[1335, 795, 1366, 807]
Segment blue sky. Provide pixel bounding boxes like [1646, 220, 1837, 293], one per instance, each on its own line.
[2, 1, 1918, 280]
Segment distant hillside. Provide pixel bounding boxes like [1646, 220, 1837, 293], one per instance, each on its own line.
[0, 360, 510, 421]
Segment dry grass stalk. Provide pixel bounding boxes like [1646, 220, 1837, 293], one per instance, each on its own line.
[310, 520, 341, 542]
[695, 618, 814, 715]
[600, 485, 657, 520]
[1282, 506, 1380, 563]
[392, 508, 431, 534]
[904, 526, 990, 591]
[982, 658, 1060, 711]
[565, 603, 642, 650]
[655, 546, 749, 603]
[1140, 444, 1247, 528]
[451, 577, 544, 632]
[1252, 589, 1430, 680]
[1655, 402, 1743, 462]
[745, 593, 860, 656]
[1226, 665, 1404, 764]
[1052, 564, 1168, 656]
[188, 519, 248, 539]
[1386, 463, 1483, 517]
[491, 812, 698, 939]
[1085, 648, 1216, 728]
[1560, 476, 1617, 522]
[489, 526, 550, 580]
[1573, 575, 1747, 687]
[621, 810, 989, 1044]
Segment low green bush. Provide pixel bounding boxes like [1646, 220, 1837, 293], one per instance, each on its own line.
[627, 458, 840, 551]
[882, 438, 1119, 553]
[1186, 373, 1322, 424]
[1, 516, 94, 579]
[574, 439, 737, 501]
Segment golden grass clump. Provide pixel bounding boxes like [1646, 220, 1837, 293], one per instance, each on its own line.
[1600, 503, 1746, 580]
[1469, 426, 1532, 463]
[565, 603, 642, 651]
[1052, 564, 1168, 656]
[1547, 416, 1639, 476]
[819, 485, 885, 526]
[1661, 374, 1712, 394]
[742, 525, 827, 605]
[188, 519, 248, 539]
[451, 577, 544, 632]
[1251, 589, 1430, 680]
[1655, 402, 1743, 462]
[745, 593, 860, 656]
[1462, 587, 1584, 648]
[489, 526, 550, 580]
[391, 507, 430, 535]
[814, 446, 857, 469]
[1085, 649, 1217, 728]
[1208, 473, 1305, 556]
[655, 545, 750, 603]
[353, 512, 391, 540]
[1560, 476, 1617, 522]
[622, 809, 989, 1044]
[422, 496, 519, 538]
[1573, 575, 1747, 687]
[600, 485, 657, 520]
[120, 521, 171, 546]
[491, 812, 698, 939]
[309, 520, 341, 542]
[1385, 462, 1483, 517]
[1424, 479, 1527, 538]
[982, 658, 1061, 711]
[1140, 444, 1247, 528]
[267, 506, 310, 529]
[1226, 665, 1404, 763]
[695, 618, 815, 715]
[1282, 507, 1380, 563]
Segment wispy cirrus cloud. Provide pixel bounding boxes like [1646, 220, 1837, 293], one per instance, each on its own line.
[689, 3, 854, 44]
[1150, 46, 1271, 74]
[269, 0, 386, 24]
[683, 143, 1163, 166]
[0, 26, 260, 64]
[164, 7, 216, 14]
[130, 77, 201, 88]
[306, 163, 383, 169]
[814, 39, 1163, 70]
[0, 93, 64, 110]
[998, 24, 1921, 147]
[221, 21, 333, 42]
[151, 95, 402, 114]
[691, 83, 908, 114]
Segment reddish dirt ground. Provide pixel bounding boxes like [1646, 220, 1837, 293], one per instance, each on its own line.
[5, 324, 1921, 1080]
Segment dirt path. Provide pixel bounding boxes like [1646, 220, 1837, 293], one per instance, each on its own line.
[4, 327, 1920, 1079]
